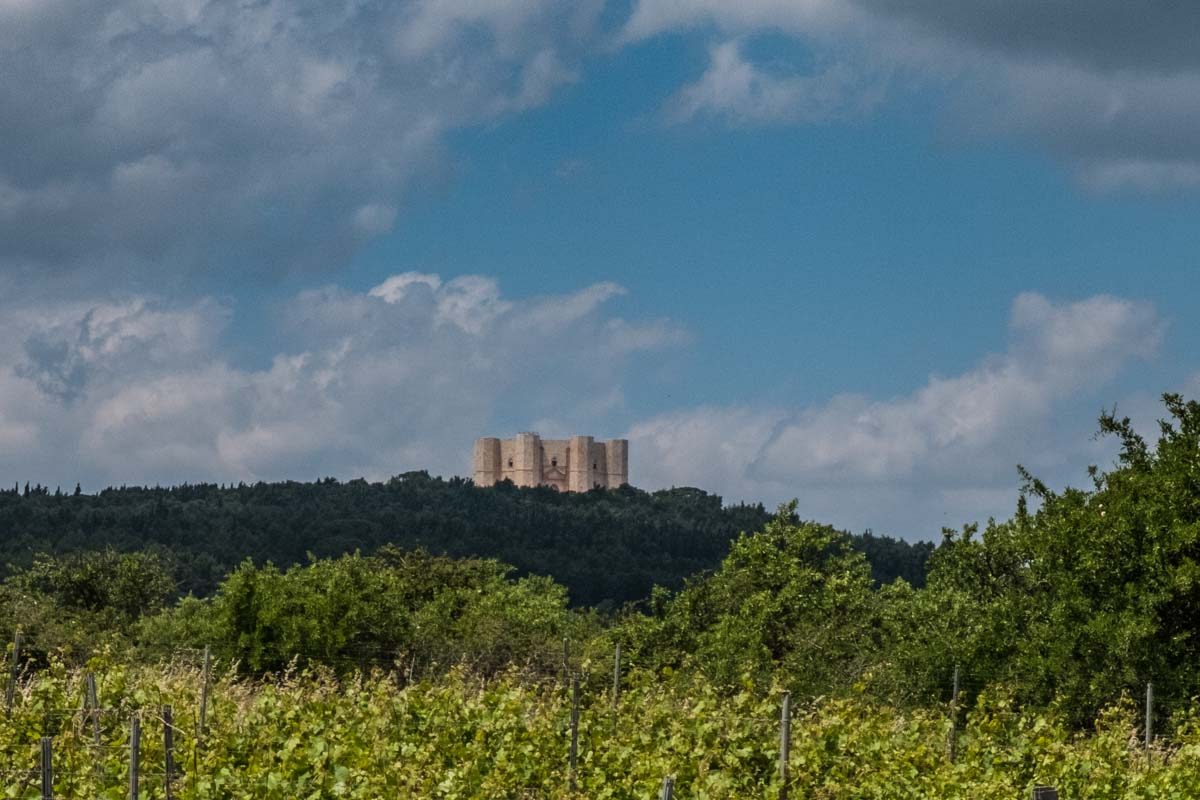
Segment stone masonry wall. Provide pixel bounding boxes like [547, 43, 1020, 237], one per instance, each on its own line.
[473, 433, 629, 491]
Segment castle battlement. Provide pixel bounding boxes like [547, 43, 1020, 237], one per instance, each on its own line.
[473, 433, 628, 491]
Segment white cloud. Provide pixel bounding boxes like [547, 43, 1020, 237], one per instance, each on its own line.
[628, 293, 1163, 536]
[0, 275, 684, 488]
[665, 40, 882, 125]
[518, 282, 625, 332]
[627, 405, 789, 495]
[369, 272, 443, 304]
[432, 276, 515, 334]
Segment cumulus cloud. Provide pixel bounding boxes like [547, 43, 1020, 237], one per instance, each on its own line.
[0, 0, 603, 280]
[627, 293, 1164, 537]
[0, 274, 683, 488]
[622, 0, 1200, 191]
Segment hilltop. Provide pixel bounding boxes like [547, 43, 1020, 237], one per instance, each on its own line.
[0, 473, 931, 606]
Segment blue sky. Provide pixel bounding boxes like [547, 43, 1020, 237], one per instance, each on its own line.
[1, 0, 1198, 539]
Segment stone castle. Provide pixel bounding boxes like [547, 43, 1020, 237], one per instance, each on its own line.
[473, 433, 628, 492]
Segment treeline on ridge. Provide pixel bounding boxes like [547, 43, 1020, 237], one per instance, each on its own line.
[0, 476, 932, 607]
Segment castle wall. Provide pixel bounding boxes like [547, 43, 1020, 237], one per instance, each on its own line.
[589, 442, 609, 489]
[472, 438, 501, 486]
[606, 439, 629, 487]
[473, 433, 627, 491]
[498, 439, 516, 483]
[541, 439, 570, 493]
[568, 435, 593, 492]
[513, 432, 542, 487]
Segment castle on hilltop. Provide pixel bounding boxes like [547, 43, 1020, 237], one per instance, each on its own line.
[473, 433, 628, 492]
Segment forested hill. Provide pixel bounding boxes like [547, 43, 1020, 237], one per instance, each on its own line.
[0, 474, 932, 606]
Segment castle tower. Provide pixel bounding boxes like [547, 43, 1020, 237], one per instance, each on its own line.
[473, 437, 501, 486]
[513, 432, 543, 487]
[606, 439, 629, 487]
[568, 435, 594, 492]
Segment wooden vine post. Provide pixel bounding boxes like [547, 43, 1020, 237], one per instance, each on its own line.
[129, 713, 141, 800]
[40, 737, 52, 800]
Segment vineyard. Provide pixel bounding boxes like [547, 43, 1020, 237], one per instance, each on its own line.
[3, 652, 1200, 799]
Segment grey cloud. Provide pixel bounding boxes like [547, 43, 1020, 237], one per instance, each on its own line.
[12, 297, 228, 402]
[857, 0, 1200, 75]
[0, 0, 601, 278]
[16, 336, 89, 404]
[624, 0, 1200, 191]
[980, 62, 1200, 161]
